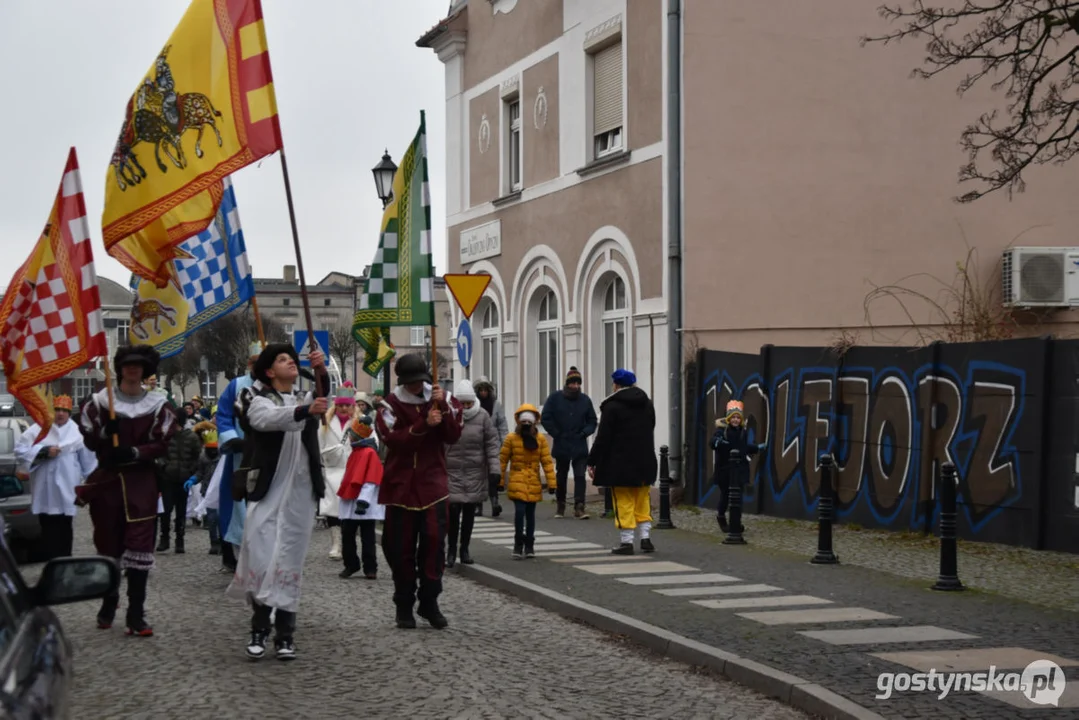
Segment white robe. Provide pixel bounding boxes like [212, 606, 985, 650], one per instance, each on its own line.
[15, 421, 96, 516]
[226, 390, 317, 613]
[317, 415, 350, 518]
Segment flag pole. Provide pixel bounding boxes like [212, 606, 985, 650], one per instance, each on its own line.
[277, 148, 326, 397]
[250, 295, 266, 346]
[429, 324, 439, 387]
[102, 354, 119, 448]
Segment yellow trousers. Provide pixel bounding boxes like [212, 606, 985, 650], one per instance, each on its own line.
[612, 486, 652, 530]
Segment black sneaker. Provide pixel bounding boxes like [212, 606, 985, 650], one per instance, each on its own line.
[125, 616, 153, 637]
[396, 607, 417, 629]
[246, 630, 269, 660]
[640, 538, 656, 554]
[339, 566, 360, 579]
[525, 545, 535, 559]
[611, 542, 634, 555]
[417, 603, 448, 630]
[459, 548, 474, 565]
[512, 543, 523, 559]
[274, 637, 296, 661]
[208, 544, 221, 556]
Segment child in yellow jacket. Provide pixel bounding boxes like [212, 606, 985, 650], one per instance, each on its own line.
[500, 404, 556, 559]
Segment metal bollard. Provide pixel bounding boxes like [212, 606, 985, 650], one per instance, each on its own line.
[811, 453, 839, 564]
[932, 462, 964, 591]
[656, 445, 675, 529]
[722, 450, 747, 545]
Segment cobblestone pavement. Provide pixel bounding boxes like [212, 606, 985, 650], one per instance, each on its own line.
[470, 500, 1079, 719]
[653, 503, 1079, 614]
[39, 515, 807, 720]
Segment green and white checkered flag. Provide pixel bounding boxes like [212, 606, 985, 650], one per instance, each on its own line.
[353, 111, 435, 377]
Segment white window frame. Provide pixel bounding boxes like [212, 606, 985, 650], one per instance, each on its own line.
[410, 326, 426, 346]
[116, 319, 130, 348]
[595, 127, 623, 159]
[74, 377, 94, 401]
[600, 277, 629, 383]
[535, 290, 560, 402]
[506, 96, 522, 192]
[480, 301, 501, 392]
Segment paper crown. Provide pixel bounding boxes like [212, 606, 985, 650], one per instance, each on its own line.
[54, 395, 74, 411]
[202, 429, 219, 448]
[351, 416, 373, 438]
[725, 400, 745, 418]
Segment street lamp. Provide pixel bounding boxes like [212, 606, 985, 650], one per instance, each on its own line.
[372, 150, 397, 209]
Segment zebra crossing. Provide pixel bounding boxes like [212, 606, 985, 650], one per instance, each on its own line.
[468, 515, 1079, 709]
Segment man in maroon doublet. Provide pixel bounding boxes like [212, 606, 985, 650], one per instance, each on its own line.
[376, 353, 462, 630]
[78, 345, 177, 636]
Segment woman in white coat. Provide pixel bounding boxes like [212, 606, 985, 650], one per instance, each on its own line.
[14, 395, 97, 560]
[318, 384, 356, 559]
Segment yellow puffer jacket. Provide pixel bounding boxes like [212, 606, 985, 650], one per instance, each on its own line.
[499, 430, 556, 503]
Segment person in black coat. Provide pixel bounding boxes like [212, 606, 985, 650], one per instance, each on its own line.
[711, 400, 766, 533]
[587, 369, 659, 555]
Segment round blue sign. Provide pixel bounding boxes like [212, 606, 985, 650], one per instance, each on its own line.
[456, 319, 473, 368]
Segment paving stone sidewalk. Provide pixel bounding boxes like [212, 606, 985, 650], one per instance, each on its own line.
[457, 500, 1079, 719]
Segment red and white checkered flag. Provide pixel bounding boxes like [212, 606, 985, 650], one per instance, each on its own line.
[0, 148, 108, 440]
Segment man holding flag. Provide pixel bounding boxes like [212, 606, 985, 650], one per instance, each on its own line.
[354, 112, 463, 630]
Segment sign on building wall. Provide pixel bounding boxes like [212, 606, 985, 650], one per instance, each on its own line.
[459, 219, 501, 264]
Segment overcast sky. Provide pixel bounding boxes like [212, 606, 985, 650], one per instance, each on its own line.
[0, 0, 449, 290]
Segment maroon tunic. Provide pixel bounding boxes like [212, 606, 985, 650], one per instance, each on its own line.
[78, 388, 176, 571]
[375, 388, 463, 510]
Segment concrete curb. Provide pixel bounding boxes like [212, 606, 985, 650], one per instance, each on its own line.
[458, 563, 885, 720]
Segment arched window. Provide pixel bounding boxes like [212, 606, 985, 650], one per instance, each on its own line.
[601, 276, 628, 383]
[535, 289, 560, 401]
[479, 300, 501, 391]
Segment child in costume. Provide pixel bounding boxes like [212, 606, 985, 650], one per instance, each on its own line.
[711, 400, 766, 533]
[188, 430, 221, 554]
[499, 404, 556, 559]
[336, 415, 384, 579]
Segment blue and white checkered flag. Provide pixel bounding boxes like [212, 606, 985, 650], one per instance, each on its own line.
[128, 177, 254, 358]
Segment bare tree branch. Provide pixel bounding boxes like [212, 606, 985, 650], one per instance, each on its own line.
[863, 1, 1079, 201]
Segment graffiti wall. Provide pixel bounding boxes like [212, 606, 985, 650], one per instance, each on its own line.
[688, 338, 1079, 550]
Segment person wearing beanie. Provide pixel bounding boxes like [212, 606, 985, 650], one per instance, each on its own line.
[711, 400, 767, 533]
[76, 344, 177, 636]
[376, 352, 463, 630]
[587, 369, 659, 555]
[472, 378, 508, 516]
[444, 379, 501, 567]
[226, 343, 330, 661]
[15, 395, 97, 560]
[318, 381, 358, 560]
[540, 366, 598, 519]
[499, 404, 557, 559]
[336, 415, 384, 579]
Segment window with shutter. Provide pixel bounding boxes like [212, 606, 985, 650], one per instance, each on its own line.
[592, 41, 623, 158]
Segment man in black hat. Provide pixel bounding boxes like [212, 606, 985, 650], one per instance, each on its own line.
[78, 344, 178, 636]
[375, 353, 462, 630]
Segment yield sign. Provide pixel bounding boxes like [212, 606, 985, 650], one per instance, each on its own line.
[443, 273, 492, 319]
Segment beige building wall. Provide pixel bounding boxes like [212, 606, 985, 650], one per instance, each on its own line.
[682, 0, 1079, 355]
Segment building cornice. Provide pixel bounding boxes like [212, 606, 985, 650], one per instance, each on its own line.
[433, 30, 468, 63]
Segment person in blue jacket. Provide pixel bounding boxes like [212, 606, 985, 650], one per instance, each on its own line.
[540, 366, 598, 519]
[711, 400, 766, 533]
[214, 341, 262, 572]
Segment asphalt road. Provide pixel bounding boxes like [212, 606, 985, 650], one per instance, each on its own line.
[45, 515, 809, 720]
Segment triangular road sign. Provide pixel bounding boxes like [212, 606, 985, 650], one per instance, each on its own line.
[443, 273, 492, 319]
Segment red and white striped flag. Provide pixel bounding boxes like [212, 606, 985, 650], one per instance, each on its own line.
[0, 148, 109, 440]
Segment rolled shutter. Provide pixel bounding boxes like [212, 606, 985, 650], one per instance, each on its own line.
[593, 42, 623, 135]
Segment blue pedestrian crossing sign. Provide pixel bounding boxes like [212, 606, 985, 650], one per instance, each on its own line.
[293, 330, 330, 367]
[456, 319, 473, 368]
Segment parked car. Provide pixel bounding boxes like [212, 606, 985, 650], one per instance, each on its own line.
[0, 430, 40, 563]
[0, 522, 120, 720]
[0, 395, 15, 418]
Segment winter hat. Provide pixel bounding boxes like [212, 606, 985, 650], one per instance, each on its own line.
[611, 368, 637, 387]
[565, 366, 583, 386]
[114, 344, 160, 381]
[354, 391, 371, 407]
[725, 400, 744, 422]
[334, 381, 356, 405]
[351, 415, 374, 439]
[202, 429, 219, 448]
[515, 404, 539, 425]
[252, 343, 300, 385]
[53, 395, 73, 411]
[454, 379, 477, 402]
[394, 353, 432, 386]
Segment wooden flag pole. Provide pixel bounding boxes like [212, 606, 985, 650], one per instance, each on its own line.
[102, 356, 119, 448]
[278, 148, 326, 398]
[250, 295, 266, 346]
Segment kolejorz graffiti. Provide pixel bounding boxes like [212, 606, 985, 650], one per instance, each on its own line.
[695, 359, 1028, 537]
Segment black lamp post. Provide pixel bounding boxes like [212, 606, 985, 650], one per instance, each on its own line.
[372, 150, 398, 209]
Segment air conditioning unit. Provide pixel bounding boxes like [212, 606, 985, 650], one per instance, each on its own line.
[1001, 247, 1079, 308]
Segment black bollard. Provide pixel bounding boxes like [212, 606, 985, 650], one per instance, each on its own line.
[811, 453, 839, 564]
[723, 450, 747, 545]
[932, 462, 964, 591]
[656, 445, 675, 529]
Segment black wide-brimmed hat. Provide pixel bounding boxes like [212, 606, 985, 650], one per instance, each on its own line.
[252, 343, 300, 385]
[114, 344, 160, 380]
[394, 353, 431, 386]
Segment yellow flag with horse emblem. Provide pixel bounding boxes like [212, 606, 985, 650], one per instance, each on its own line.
[102, 0, 282, 288]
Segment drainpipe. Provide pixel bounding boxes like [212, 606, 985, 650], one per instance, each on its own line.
[667, 0, 684, 485]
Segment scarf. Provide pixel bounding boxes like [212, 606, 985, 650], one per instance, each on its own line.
[479, 393, 494, 416]
[463, 404, 482, 421]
